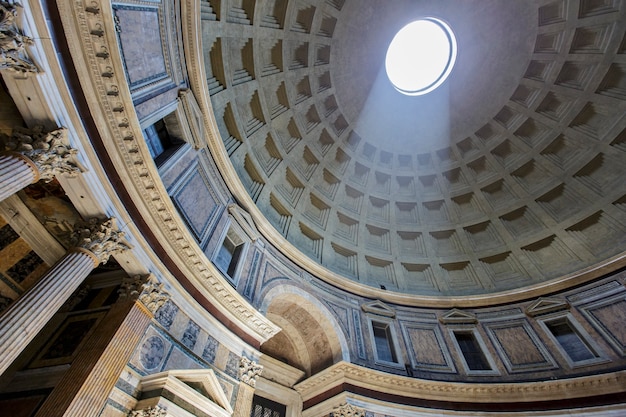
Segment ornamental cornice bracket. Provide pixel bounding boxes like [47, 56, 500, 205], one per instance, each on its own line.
[239, 356, 263, 387]
[70, 217, 131, 264]
[1, 126, 83, 181]
[332, 403, 365, 417]
[0, 0, 38, 73]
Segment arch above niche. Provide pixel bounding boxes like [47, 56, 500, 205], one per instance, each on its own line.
[259, 284, 350, 375]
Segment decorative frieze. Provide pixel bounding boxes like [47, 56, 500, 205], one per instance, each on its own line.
[1, 126, 81, 182]
[0, 0, 37, 72]
[239, 356, 263, 387]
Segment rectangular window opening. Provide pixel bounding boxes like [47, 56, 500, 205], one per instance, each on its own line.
[372, 321, 397, 363]
[214, 227, 245, 284]
[546, 320, 596, 363]
[454, 331, 491, 371]
[251, 395, 286, 417]
[143, 117, 185, 166]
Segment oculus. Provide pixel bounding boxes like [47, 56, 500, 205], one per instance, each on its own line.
[385, 18, 457, 96]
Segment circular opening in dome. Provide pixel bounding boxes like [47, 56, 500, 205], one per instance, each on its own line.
[385, 18, 457, 96]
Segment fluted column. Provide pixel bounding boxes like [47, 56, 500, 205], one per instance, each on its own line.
[0, 126, 81, 202]
[0, 218, 128, 375]
[34, 275, 170, 417]
[233, 357, 263, 417]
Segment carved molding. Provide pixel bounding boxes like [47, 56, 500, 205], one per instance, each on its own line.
[332, 403, 365, 417]
[0, 0, 37, 72]
[294, 362, 626, 404]
[56, 0, 279, 342]
[239, 356, 263, 387]
[1, 126, 82, 182]
[70, 217, 130, 264]
[129, 406, 167, 417]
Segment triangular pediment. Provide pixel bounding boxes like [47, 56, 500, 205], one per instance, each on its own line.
[361, 300, 395, 318]
[439, 308, 477, 324]
[228, 203, 260, 241]
[525, 297, 569, 317]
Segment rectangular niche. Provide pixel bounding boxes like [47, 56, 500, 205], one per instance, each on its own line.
[303, 105, 321, 133]
[276, 117, 302, 153]
[216, 103, 243, 155]
[367, 196, 390, 222]
[365, 225, 391, 254]
[266, 81, 289, 119]
[268, 193, 292, 235]
[442, 168, 469, 192]
[484, 319, 557, 373]
[260, 0, 287, 29]
[276, 167, 304, 206]
[294, 146, 319, 179]
[319, 14, 337, 37]
[397, 232, 425, 256]
[365, 256, 397, 288]
[491, 139, 526, 170]
[200, 0, 219, 21]
[418, 174, 440, 195]
[292, 3, 315, 33]
[574, 153, 624, 193]
[240, 154, 265, 201]
[521, 235, 582, 276]
[229, 38, 255, 85]
[440, 262, 484, 293]
[429, 230, 463, 257]
[317, 71, 331, 91]
[260, 39, 283, 77]
[401, 322, 455, 372]
[540, 134, 587, 170]
[422, 200, 449, 223]
[481, 179, 517, 211]
[330, 242, 358, 277]
[316, 129, 335, 155]
[303, 193, 330, 228]
[296, 222, 323, 260]
[254, 133, 282, 176]
[535, 183, 584, 222]
[350, 162, 369, 186]
[333, 212, 358, 244]
[396, 176, 416, 197]
[288, 41, 309, 69]
[315, 169, 340, 199]
[463, 221, 503, 251]
[237, 90, 265, 137]
[340, 185, 363, 214]
[499, 205, 544, 239]
[401, 263, 438, 293]
[479, 252, 533, 289]
[373, 172, 391, 195]
[566, 211, 625, 257]
[227, 0, 255, 24]
[294, 75, 312, 104]
[451, 193, 483, 222]
[330, 148, 350, 173]
[395, 202, 418, 224]
[205, 38, 226, 95]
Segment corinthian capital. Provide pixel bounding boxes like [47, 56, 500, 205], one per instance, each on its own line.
[0, 0, 37, 73]
[239, 356, 263, 387]
[119, 274, 170, 314]
[332, 403, 365, 417]
[70, 217, 130, 264]
[1, 126, 81, 181]
[129, 406, 167, 417]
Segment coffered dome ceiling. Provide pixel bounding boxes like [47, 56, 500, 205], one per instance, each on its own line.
[204, 0, 626, 298]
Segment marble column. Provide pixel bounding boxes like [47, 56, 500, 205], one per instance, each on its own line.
[34, 275, 169, 417]
[0, 217, 128, 375]
[0, 126, 81, 202]
[233, 357, 263, 417]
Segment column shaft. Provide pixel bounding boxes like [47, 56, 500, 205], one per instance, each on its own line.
[0, 249, 97, 375]
[0, 152, 38, 202]
[34, 301, 152, 417]
[233, 382, 256, 417]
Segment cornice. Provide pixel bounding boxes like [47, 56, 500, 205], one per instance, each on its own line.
[55, 0, 279, 343]
[295, 362, 626, 405]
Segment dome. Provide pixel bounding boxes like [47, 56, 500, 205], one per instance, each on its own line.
[209, 0, 626, 300]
